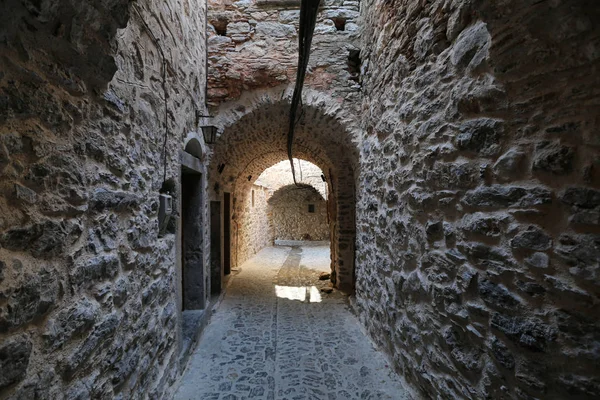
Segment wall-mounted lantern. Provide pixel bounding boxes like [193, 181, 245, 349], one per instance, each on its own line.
[196, 113, 217, 145]
[201, 125, 218, 145]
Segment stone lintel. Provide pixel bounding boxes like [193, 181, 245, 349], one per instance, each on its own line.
[180, 150, 203, 173]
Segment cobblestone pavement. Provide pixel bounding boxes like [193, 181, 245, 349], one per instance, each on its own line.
[174, 246, 411, 400]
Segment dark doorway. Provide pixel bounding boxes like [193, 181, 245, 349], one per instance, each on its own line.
[210, 201, 222, 294]
[181, 168, 205, 310]
[224, 192, 231, 275]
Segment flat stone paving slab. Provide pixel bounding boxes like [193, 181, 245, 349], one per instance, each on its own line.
[174, 246, 411, 400]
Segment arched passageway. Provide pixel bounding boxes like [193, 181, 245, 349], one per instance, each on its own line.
[208, 88, 359, 293]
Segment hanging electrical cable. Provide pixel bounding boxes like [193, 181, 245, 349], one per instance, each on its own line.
[132, 4, 209, 185]
[288, 0, 321, 185]
[132, 4, 170, 184]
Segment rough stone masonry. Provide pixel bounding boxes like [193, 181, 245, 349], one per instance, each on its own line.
[0, 0, 207, 399]
[206, 0, 600, 399]
[355, 1, 600, 398]
[0, 0, 599, 399]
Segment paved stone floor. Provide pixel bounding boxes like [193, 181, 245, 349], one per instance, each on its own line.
[174, 245, 411, 400]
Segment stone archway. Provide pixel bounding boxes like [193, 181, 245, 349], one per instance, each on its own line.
[208, 87, 360, 293]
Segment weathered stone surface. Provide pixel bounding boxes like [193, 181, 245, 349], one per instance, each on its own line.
[558, 374, 600, 397]
[43, 298, 99, 351]
[65, 379, 92, 400]
[516, 363, 547, 392]
[319, 272, 331, 280]
[278, 10, 300, 23]
[493, 149, 526, 182]
[0, 220, 71, 259]
[227, 22, 251, 36]
[442, 326, 483, 371]
[207, 0, 360, 105]
[491, 313, 557, 352]
[569, 209, 600, 226]
[113, 277, 129, 307]
[111, 346, 141, 388]
[456, 118, 503, 156]
[450, 21, 491, 71]
[255, 22, 296, 38]
[89, 189, 139, 212]
[463, 185, 552, 208]
[103, 90, 126, 113]
[461, 213, 510, 238]
[556, 234, 600, 287]
[524, 252, 550, 269]
[553, 309, 600, 357]
[0, 335, 32, 389]
[12, 371, 58, 400]
[0, 269, 60, 332]
[532, 142, 575, 175]
[426, 162, 480, 189]
[510, 225, 552, 251]
[14, 183, 38, 204]
[87, 214, 119, 253]
[490, 336, 515, 370]
[515, 279, 546, 297]
[425, 220, 444, 242]
[127, 224, 155, 250]
[560, 187, 600, 209]
[61, 313, 121, 379]
[0, 0, 206, 398]
[458, 242, 516, 272]
[70, 254, 120, 289]
[544, 275, 592, 304]
[25, 154, 88, 203]
[478, 278, 522, 310]
[0, 0, 598, 397]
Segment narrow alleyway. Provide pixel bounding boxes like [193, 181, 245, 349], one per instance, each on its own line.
[174, 245, 411, 400]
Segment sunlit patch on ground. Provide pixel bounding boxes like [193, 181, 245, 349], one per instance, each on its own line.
[275, 285, 322, 303]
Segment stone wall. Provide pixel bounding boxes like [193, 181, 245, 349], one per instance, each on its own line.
[268, 184, 329, 241]
[355, 0, 600, 398]
[4, 0, 592, 398]
[234, 184, 272, 266]
[0, 0, 207, 398]
[206, 0, 361, 105]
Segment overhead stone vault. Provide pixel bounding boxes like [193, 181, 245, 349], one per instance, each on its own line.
[0, 0, 599, 399]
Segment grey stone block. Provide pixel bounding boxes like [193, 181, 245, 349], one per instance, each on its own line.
[0, 334, 32, 389]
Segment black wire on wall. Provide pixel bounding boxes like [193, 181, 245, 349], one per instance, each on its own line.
[132, 4, 208, 185]
[132, 4, 170, 184]
[288, 0, 321, 185]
